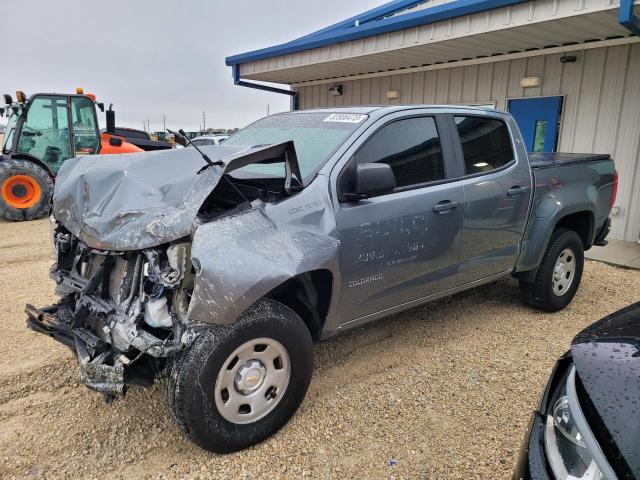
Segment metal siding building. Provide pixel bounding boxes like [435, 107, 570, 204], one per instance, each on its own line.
[227, 0, 640, 242]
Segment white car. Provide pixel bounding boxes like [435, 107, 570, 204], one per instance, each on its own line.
[190, 135, 229, 146]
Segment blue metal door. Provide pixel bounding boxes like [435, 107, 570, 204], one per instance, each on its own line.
[508, 96, 562, 152]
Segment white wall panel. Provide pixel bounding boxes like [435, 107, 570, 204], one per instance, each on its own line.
[295, 44, 640, 241]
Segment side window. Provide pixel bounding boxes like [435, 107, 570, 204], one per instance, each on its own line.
[71, 97, 99, 155]
[343, 116, 445, 194]
[454, 116, 514, 175]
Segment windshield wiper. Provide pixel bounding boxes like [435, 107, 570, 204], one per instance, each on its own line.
[167, 128, 224, 174]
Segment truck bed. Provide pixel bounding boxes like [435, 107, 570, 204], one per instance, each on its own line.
[529, 152, 611, 169]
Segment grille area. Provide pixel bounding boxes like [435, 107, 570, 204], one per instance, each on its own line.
[80, 253, 133, 306]
[84, 255, 105, 279]
[109, 257, 129, 304]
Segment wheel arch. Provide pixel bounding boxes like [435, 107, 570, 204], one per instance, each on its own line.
[554, 210, 595, 250]
[514, 206, 595, 283]
[265, 269, 334, 341]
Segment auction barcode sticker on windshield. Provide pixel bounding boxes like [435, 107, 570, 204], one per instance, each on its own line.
[323, 113, 367, 123]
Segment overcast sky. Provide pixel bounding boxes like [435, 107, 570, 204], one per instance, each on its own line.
[0, 0, 381, 132]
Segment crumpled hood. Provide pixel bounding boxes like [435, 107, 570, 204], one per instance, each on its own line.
[571, 301, 640, 478]
[53, 143, 293, 251]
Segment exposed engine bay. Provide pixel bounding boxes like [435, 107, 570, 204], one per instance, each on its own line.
[26, 173, 291, 399]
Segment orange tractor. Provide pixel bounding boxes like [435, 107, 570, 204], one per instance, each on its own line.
[0, 89, 165, 221]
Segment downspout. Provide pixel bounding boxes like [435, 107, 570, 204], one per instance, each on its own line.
[232, 65, 299, 111]
[620, 0, 640, 35]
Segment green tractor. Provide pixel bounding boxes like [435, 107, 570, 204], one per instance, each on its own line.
[0, 89, 153, 221]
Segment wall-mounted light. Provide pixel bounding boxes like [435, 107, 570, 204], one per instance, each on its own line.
[560, 54, 577, 64]
[520, 76, 541, 88]
[328, 84, 343, 96]
[386, 89, 400, 99]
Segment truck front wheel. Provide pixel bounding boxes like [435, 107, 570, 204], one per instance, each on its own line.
[520, 228, 585, 312]
[0, 160, 53, 221]
[164, 298, 313, 453]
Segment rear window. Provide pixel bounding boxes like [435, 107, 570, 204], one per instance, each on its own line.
[454, 116, 514, 175]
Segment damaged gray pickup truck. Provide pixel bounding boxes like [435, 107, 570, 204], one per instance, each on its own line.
[26, 106, 616, 453]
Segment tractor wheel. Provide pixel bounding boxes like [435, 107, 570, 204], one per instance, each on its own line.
[0, 160, 54, 221]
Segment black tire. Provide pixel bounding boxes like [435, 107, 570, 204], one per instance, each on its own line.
[520, 228, 585, 312]
[164, 298, 313, 453]
[0, 159, 53, 221]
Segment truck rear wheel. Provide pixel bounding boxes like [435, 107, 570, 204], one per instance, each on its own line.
[164, 298, 313, 453]
[0, 160, 53, 221]
[520, 228, 584, 312]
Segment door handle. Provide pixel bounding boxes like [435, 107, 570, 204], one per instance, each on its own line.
[433, 200, 459, 213]
[507, 186, 529, 197]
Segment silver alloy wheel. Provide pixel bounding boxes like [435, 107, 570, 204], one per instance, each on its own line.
[552, 248, 576, 297]
[214, 337, 291, 424]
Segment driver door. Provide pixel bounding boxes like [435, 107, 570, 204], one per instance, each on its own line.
[334, 113, 464, 324]
[71, 96, 100, 157]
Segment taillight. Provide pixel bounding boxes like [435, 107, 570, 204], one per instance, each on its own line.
[611, 170, 618, 207]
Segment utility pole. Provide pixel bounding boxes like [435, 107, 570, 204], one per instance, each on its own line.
[202, 112, 206, 132]
[163, 115, 166, 132]
[266, 104, 270, 116]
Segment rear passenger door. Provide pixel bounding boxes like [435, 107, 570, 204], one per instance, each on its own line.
[450, 115, 532, 284]
[334, 113, 464, 323]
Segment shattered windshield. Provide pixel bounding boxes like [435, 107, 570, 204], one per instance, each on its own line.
[224, 112, 367, 180]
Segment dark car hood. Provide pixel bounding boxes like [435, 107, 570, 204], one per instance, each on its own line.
[53, 142, 300, 251]
[571, 301, 640, 478]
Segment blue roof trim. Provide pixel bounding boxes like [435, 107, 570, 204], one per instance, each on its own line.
[619, 0, 640, 35]
[295, 0, 427, 41]
[225, 0, 529, 66]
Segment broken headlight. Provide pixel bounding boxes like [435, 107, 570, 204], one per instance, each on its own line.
[543, 366, 616, 480]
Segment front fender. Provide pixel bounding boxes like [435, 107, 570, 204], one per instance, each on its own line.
[187, 177, 340, 326]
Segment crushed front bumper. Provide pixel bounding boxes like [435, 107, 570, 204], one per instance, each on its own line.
[26, 303, 127, 396]
[28, 228, 197, 399]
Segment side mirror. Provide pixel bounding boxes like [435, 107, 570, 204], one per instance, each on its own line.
[348, 163, 396, 200]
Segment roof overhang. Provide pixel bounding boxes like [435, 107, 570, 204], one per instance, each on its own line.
[226, 0, 532, 66]
[228, 0, 640, 86]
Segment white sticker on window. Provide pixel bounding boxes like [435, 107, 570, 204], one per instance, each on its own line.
[323, 113, 367, 124]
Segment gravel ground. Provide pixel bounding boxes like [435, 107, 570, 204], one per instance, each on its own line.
[1, 218, 639, 480]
